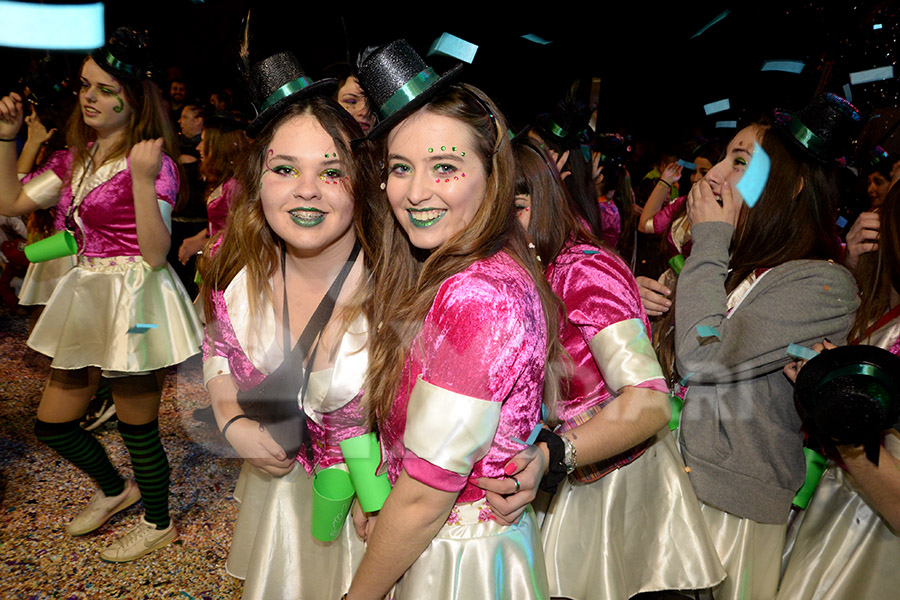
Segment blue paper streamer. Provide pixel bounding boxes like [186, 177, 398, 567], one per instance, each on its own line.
[874, 23, 883, 30]
[427, 33, 478, 64]
[703, 99, 731, 115]
[716, 120, 737, 129]
[127, 324, 158, 334]
[521, 33, 551, 45]
[582, 249, 600, 255]
[842, 84, 853, 102]
[0, 1, 104, 50]
[786, 343, 819, 361]
[836, 216, 848, 228]
[850, 66, 894, 85]
[736, 142, 770, 208]
[697, 325, 722, 339]
[690, 9, 731, 39]
[510, 423, 543, 447]
[677, 159, 697, 170]
[679, 371, 695, 386]
[761, 60, 805, 74]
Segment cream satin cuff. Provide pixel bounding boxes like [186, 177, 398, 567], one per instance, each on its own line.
[158, 200, 173, 234]
[22, 170, 63, 209]
[589, 318, 664, 394]
[203, 355, 231, 387]
[404, 377, 501, 476]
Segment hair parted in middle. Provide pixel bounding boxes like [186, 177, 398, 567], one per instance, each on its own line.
[364, 83, 565, 425]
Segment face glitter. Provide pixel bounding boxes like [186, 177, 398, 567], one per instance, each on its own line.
[428, 147, 434, 153]
[441, 146, 446, 151]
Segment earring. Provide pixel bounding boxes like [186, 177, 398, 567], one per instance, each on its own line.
[380, 182, 386, 190]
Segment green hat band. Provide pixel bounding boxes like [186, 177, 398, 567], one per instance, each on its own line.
[548, 120, 569, 139]
[818, 363, 896, 408]
[786, 117, 828, 158]
[98, 48, 141, 78]
[260, 76, 314, 112]
[380, 68, 438, 117]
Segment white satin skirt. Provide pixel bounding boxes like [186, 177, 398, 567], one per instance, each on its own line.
[699, 504, 786, 600]
[27, 256, 202, 373]
[18, 254, 77, 306]
[542, 431, 725, 599]
[391, 500, 549, 600]
[776, 464, 900, 600]
[227, 462, 365, 600]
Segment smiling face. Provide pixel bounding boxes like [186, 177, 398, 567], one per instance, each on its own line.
[868, 171, 891, 208]
[337, 76, 374, 133]
[704, 125, 763, 202]
[386, 111, 488, 250]
[690, 157, 713, 184]
[79, 58, 132, 136]
[259, 113, 355, 258]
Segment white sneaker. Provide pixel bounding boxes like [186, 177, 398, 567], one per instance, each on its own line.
[99, 516, 177, 562]
[66, 480, 141, 536]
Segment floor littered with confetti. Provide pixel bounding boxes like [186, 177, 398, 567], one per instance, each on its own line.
[0, 309, 245, 599]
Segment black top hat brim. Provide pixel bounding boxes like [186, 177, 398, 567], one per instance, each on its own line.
[364, 62, 464, 141]
[795, 344, 900, 442]
[772, 111, 834, 167]
[246, 79, 339, 138]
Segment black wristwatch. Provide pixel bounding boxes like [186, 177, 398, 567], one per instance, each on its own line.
[536, 428, 568, 494]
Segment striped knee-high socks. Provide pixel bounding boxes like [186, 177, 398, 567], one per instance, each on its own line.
[34, 418, 125, 497]
[118, 419, 171, 529]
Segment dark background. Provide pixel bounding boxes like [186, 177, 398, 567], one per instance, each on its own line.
[2, 1, 898, 149]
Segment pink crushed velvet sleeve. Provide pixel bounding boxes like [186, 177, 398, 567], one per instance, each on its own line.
[207, 178, 239, 238]
[597, 199, 621, 248]
[202, 288, 267, 390]
[652, 195, 686, 235]
[395, 254, 546, 499]
[21, 149, 71, 185]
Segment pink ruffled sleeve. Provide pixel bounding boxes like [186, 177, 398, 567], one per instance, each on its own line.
[652, 195, 686, 235]
[21, 149, 71, 184]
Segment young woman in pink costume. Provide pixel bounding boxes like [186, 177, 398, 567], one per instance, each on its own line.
[200, 52, 377, 599]
[0, 28, 201, 562]
[485, 137, 725, 599]
[778, 182, 900, 600]
[345, 40, 563, 600]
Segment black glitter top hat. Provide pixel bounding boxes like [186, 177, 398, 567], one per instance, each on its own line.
[774, 93, 862, 167]
[357, 39, 463, 140]
[794, 344, 900, 465]
[245, 51, 338, 138]
[90, 27, 153, 81]
[534, 98, 592, 148]
[205, 111, 249, 134]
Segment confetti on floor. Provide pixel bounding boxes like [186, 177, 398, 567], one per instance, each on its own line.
[0, 308, 245, 599]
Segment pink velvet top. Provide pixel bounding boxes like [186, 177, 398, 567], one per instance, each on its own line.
[597, 198, 621, 249]
[25, 148, 179, 257]
[379, 251, 546, 504]
[206, 178, 239, 239]
[652, 195, 691, 259]
[546, 239, 667, 422]
[203, 279, 367, 475]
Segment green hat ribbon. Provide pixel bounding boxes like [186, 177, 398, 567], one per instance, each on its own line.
[380, 68, 438, 117]
[260, 76, 314, 112]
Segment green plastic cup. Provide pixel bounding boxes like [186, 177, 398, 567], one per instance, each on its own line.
[340, 433, 393, 512]
[24, 231, 78, 263]
[792, 448, 828, 509]
[668, 393, 683, 431]
[668, 254, 685, 276]
[311, 467, 355, 542]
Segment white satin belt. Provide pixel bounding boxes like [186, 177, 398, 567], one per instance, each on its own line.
[404, 377, 501, 477]
[865, 314, 900, 350]
[589, 318, 665, 393]
[219, 267, 369, 425]
[22, 170, 63, 209]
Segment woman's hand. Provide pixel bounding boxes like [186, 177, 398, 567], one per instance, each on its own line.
[352, 501, 378, 543]
[129, 138, 164, 185]
[687, 179, 741, 227]
[474, 443, 548, 525]
[224, 418, 296, 476]
[783, 340, 836, 383]
[845, 211, 880, 270]
[23, 112, 56, 146]
[178, 229, 208, 264]
[660, 161, 682, 186]
[637, 274, 673, 317]
[0, 93, 24, 139]
[548, 149, 571, 181]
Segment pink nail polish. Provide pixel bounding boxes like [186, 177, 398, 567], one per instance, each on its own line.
[504, 462, 517, 475]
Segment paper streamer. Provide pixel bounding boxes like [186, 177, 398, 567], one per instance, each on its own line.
[510, 423, 544, 447]
[696, 325, 722, 339]
[0, 1, 104, 50]
[761, 60, 805, 74]
[677, 159, 696, 170]
[736, 142, 770, 208]
[690, 9, 731, 39]
[582, 249, 600, 255]
[836, 216, 848, 228]
[873, 23, 883, 30]
[850, 66, 895, 85]
[521, 33, 551, 45]
[427, 33, 478, 64]
[127, 324, 158, 334]
[679, 371, 695, 387]
[786, 343, 819, 361]
[716, 120, 737, 129]
[704, 99, 731, 115]
[843, 83, 853, 102]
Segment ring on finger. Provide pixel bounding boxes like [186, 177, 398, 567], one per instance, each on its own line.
[511, 475, 520, 493]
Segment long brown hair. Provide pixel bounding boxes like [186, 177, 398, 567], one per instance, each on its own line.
[66, 58, 180, 179]
[364, 84, 564, 425]
[851, 183, 900, 342]
[199, 97, 377, 325]
[656, 122, 845, 381]
[200, 125, 250, 193]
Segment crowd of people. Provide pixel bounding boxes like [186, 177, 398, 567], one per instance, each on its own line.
[1, 24, 898, 600]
